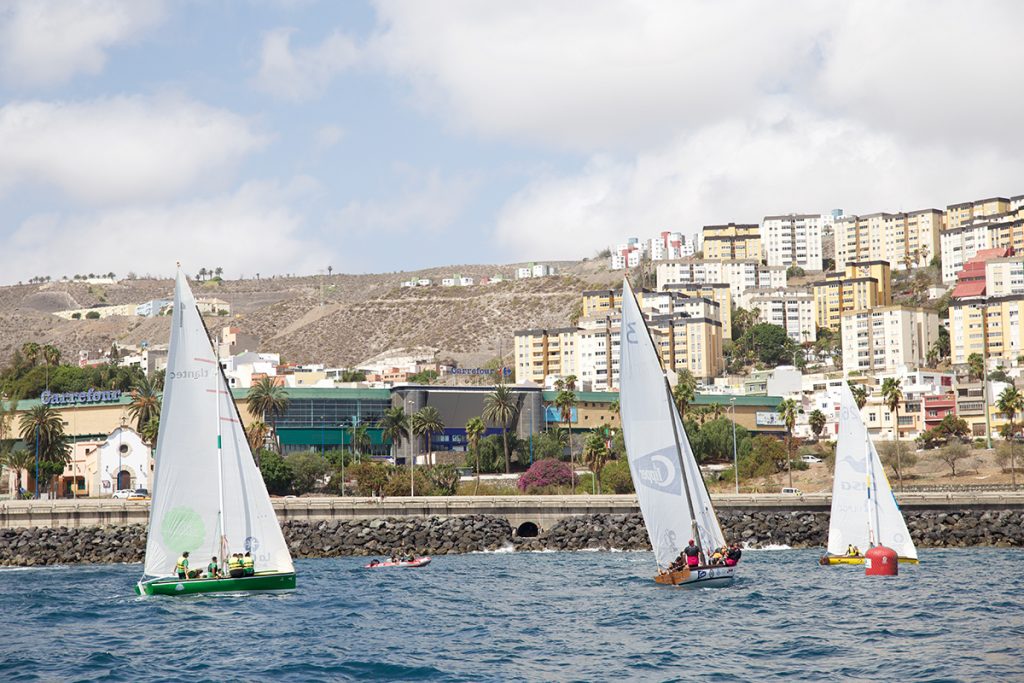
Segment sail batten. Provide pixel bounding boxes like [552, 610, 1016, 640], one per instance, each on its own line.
[142, 269, 293, 578]
[828, 384, 917, 559]
[619, 279, 727, 569]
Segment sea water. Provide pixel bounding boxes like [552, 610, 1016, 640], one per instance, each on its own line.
[1, 548, 1022, 681]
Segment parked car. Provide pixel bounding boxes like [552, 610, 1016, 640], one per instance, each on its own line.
[112, 489, 134, 499]
[127, 488, 150, 500]
[780, 487, 803, 495]
[800, 454, 822, 464]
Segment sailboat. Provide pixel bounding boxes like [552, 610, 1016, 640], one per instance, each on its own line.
[618, 279, 736, 587]
[819, 383, 918, 566]
[135, 267, 296, 595]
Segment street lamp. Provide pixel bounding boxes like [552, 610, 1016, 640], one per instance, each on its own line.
[730, 397, 739, 494]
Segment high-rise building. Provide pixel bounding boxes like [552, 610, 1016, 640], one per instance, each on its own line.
[948, 246, 1024, 365]
[661, 282, 733, 338]
[811, 260, 892, 331]
[939, 205, 1024, 283]
[701, 223, 762, 261]
[746, 287, 817, 343]
[512, 327, 579, 385]
[834, 209, 943, 272]
[760, 214, 827, 271]
[840, 306, 939, 375]
[656, 259, 786, 301]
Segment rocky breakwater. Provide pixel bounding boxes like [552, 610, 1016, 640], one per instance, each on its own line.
[512, 510, 1024, 551]
[0, 525, 148, 566]
[282, 515, 513, 557]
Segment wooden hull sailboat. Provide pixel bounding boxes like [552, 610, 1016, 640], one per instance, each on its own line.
[618, 278, 736, 588]
[135, 266, 296, 596]
[819, 383, 919, 567]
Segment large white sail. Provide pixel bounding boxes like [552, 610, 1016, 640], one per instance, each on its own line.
[143, 269, 293, 578]
[619, 279, 724, 569]
[828, 384, 917, 559]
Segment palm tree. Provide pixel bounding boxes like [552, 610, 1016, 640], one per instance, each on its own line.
[18, 405, 71, 496]
[465, 417, 486, 493]
[808, 409, 826, 440]
[1, 446, 35, 497]
[246, 420, 271, 455]
[42, 344, 60, 368]
[351, 423, 371, 461]
[21, 342, 40, 366]
[376, 406, 410, 463]
[967, 353, 985, 381]
[582, 430, 609, 493]
[411, 406, 445, 461]
[850, 384, 869, 410]
[881, 377, 905, 491]
[483, 383, 518, 474]
[198, 267, 208, 281]
[996, 386, 1023, 490]
[563, 374, 577, 391]
[554, 389, 577, 489]
[246, 377, 289, 451]
[141, 417, 160, 448]
[327, 265, 333, 277]
[128, 374, 161, 433]
[673, 369, 696, 419]
[776, 398, 799, 489]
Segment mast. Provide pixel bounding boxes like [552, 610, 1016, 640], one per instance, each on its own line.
[214, 308, 227, 565]
[864, 431, 881, 548]
[664, 376, 702, 555]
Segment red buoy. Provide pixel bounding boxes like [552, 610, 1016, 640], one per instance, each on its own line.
[865, 545, 898, 576]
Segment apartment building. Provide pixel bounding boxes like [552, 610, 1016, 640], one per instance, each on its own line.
[746, 287, 817, 343]
[811, 261, 893, 330]
[649, 231, 695, 260]
[945, 196, 1015, 230]
[840, 306, 939, 375]
[513, 327, 579, 385]
[939, 207, 1024, 283]
[610, 238, 643, 270]
[701, 223, 762, 261]
[986, 256, 1024, 296]
[948, 247, 1024, 364]
[662, 282, 733, 338]
[834, 209, 943, 271]
[656, 259, 786, 301]
[760, 214, 826, 271]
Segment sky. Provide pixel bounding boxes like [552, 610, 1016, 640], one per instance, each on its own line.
[1, 0, 1023, 284]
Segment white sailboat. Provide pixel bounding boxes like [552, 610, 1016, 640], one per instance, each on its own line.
[619, 279, 736, 587]
[820, 383, 918, 566]
[136, 267, 295, 595]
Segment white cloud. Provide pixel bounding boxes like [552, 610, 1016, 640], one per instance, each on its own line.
[331, 167, 476, 235]
[315, 124, 345, 149]
[493, 105, 1024, 260]
[0, 94, 268, 204]
[0, 0, 165, 87]
[3, 179, 325, 283]
[254, 27, 360, 101]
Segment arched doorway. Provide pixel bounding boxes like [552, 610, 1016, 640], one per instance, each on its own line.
[516, 522, 539, 538]
[116, 470, 132, 490]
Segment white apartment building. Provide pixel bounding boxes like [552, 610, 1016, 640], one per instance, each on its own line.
[986, 257, 1024, 296]
[656, 259, 786, 301]
[609, 238, 643, 270]
[516, 263, 558, 279]
[220, 351, 282, 388]
[746, 287, 817, 343]
[835, 209, 943, 271]
[840, 306, 939, 375]
[648, 231, 695, 261]
[761, 214, 826, 271]
[939, 210, 1024, 283]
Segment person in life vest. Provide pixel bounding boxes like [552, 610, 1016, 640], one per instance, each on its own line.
[242, 551, 255, 577]
[207, 556, 220, 579]
[175, 551, 190, 579]
[725, 543, 742, 566]
[228, 553, 244, 578]
[710, 547, 725, 565]
[683, 540, 701, 568]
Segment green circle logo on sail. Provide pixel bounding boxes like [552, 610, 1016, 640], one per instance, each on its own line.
[161, 506, 206, 552]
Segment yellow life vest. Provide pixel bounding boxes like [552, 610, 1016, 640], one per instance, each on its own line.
[229, 556, 242, 570]
[175, 556, 188, 573]
[242, 555, 254, 569]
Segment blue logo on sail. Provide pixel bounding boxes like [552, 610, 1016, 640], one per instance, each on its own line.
[634, 447, 680, 494]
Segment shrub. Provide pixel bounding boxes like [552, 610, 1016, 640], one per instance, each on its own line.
[259, 450, 293, 496]
[285, 451, 330, 494]
[424, 464, 461, 495]
[600, 459, 634, 494]
[71, 312, 81, 320]
[85, 311, 100, 319]
[517, 458, 573, 492]
[382, 468, 434, 496]
[348, 462, 393, 496]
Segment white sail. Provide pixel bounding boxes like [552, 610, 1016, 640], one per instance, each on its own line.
[619, 279, 725, 569]
[828, 384, 917, 559]
[143, 269, 293, 578]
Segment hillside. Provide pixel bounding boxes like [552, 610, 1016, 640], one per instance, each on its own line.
[0, 259, 620, 368]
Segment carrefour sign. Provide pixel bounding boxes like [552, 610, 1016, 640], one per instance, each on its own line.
[41, 388, 123, 406]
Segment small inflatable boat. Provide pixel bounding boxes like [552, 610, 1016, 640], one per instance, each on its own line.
[364, 557, 432, 569]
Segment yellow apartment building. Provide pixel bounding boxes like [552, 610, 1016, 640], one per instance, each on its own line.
[834, 209, 943, 270]
[513, 327, 580, 385]
[946, 196, 1013, 230]
[812, 260, 893, 330]
[662, 282, 733, 338]
[949, 294, 1024, 365]
[940, 207, 1024, 283]
[702, 223, 762, 261]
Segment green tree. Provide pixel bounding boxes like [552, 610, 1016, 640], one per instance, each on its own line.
[878, 440, 917, 481]
[411, 406, 445, 460]
[348, 461, 393, 496]
[21, 343, 40, 366]
[936, 441, 970, 477]
[128, 373, 161, 433]
[18, 405, 71, 495]
[881, 377, 905, 492]
[408, 369, 439, 384]
[258, 450, 294, 495]
[41, 344, 61, 368]
[808, 409, 826, 439]
[1, 446, 35, 496]
[673, 369, 696, 419]
[600, 459, 634, 494]
[351, 423, 371, 459]
[581, 430, 609, 493]
[996, 385, 1023, 489]
[246, 377, 289, 451]
[738, 323, 795, 367]
[691, 417, 750, 463]
[483, 383, 519, 474]
[465, 417, 486, 493]
[377, 406, 410, 462]
[741, 435, 788, 479]
[246, 420, 271, 456]
[424, 464, 461, 496]
[967, 353, 985, 381]
[554, 388, 577, 487]
[532, 428, 568, 460]
[285, 451, 329, 494]
[776, 398, 799, 489]
[850, 384, 869, 410]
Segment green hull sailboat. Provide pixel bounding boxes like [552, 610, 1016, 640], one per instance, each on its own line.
[135, 266, 296, 597]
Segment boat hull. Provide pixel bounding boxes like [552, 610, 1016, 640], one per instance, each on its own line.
[819, 555, 919, 566]
[654, 565, 736, 588]
[365, 557, 431, 569]
[135, 571, 296, 596]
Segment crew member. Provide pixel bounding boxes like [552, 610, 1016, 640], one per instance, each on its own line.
[175, 551, 190, 579]
[207, 556, 220, 579]
[846, 544, 857, 557]
[725, 543, 742, 566]
[683, 540, 701, 568]
[228, 553, 244, 578]
[242, 551, 255, 577]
